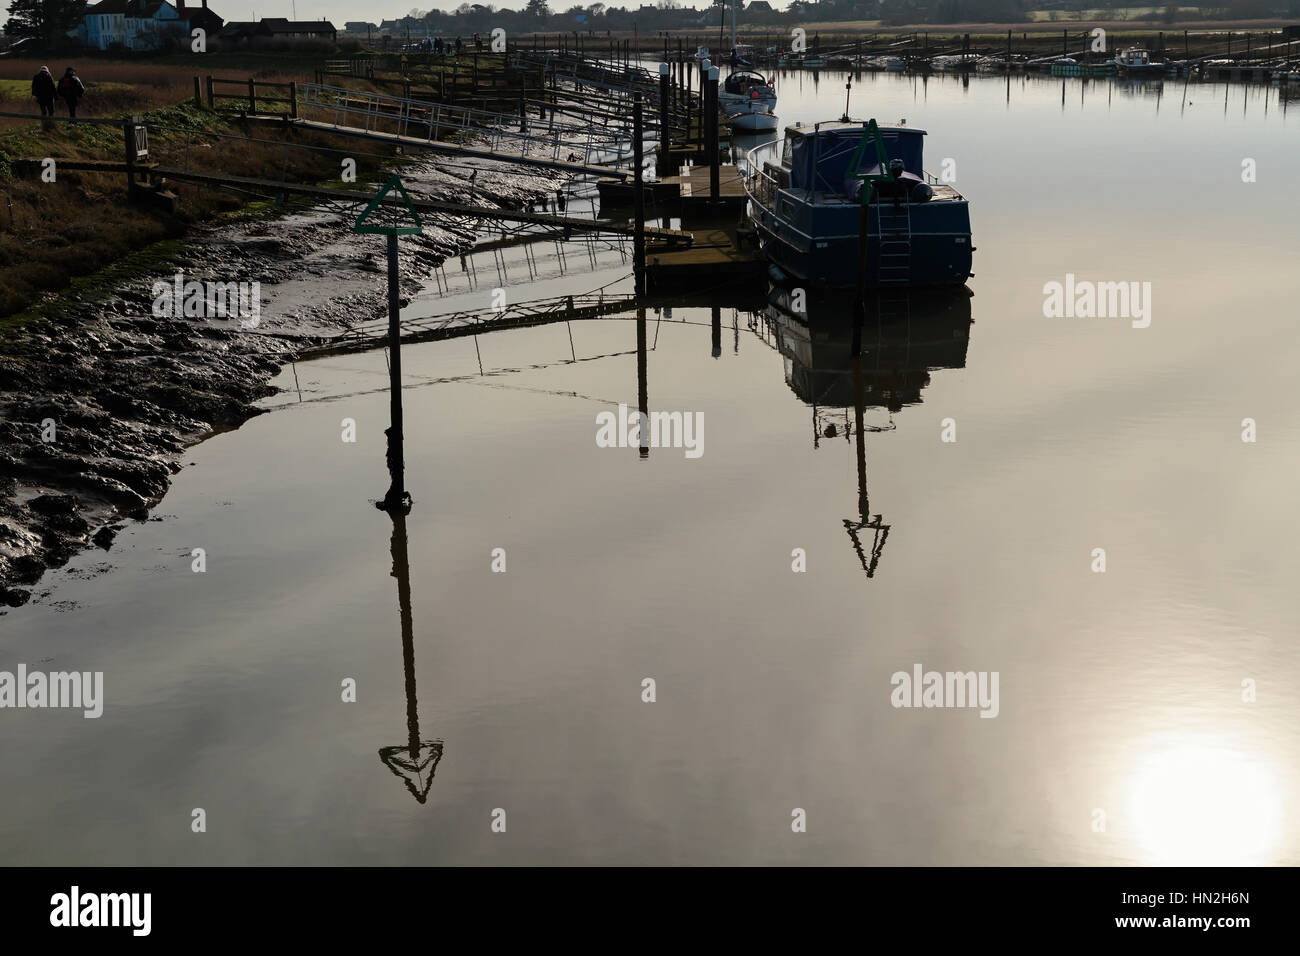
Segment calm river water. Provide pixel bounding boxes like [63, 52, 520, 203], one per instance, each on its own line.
[2, 70, 1298, 865]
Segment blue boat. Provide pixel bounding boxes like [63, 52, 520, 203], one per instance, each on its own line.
[746, 119, 974, 288]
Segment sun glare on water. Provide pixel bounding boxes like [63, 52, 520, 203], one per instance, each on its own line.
[1128, 737, 1283, 866]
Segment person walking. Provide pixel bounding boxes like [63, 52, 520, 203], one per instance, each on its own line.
[57, 67, 85, 120]
[31, 66, 57, 119]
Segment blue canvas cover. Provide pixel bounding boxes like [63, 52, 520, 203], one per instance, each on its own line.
[788, 126, 925, 193]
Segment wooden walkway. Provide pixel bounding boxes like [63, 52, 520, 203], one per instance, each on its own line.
[11, 158, 693, 244]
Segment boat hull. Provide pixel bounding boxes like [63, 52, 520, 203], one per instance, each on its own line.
[749, 194, 973, 288]
[728, 109, 779, 132]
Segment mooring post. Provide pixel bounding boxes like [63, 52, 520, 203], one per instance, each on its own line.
[698, 59, 707, 151]
[707, 65, 719, 200]
[636, 305, 649, 459]
[633, 92, 646, 297]
[384, 230, 405, 510]
[658, 63, 671, 176]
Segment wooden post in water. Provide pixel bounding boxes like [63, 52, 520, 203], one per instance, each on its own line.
[658, 62, 671, 176]
[383, 230, 405, 510]
[633, 92, 646, 297]
[354, 177, 423, 513]
[707, 65, 719, 201]
[636, 305, 649, 459]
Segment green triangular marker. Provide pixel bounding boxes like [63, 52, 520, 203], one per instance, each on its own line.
[354, 173, 424, 236]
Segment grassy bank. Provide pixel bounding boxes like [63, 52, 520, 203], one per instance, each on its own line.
[0, 59, 407, 323]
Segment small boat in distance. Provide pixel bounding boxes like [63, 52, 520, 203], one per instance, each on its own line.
[745, 119, 973, 288]
[720, 70, 776, 112]
[1114, 47, 1167, 76]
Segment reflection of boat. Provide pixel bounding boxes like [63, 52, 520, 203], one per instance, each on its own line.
[746, 119, 974, 288]
[763, 284, 973, 412]
[757, 283, 974, 579]
[1114, 47, 1166, 76]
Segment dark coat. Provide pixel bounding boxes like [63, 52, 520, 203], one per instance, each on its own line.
[57, 75, 84, 101]
[31, 72, 57, 99]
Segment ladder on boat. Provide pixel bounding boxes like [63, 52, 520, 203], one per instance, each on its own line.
[874, 201, 912, 285]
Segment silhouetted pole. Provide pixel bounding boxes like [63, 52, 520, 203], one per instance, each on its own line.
[636, 306, 649, 459]
[391, 510, 419, 760]
[633, 92, 646, 297]
[707, 65, 720, 200]
[658, 62, 671, 176]
[384, 231, 406, 511]
[698, 59, 707, 151]
[711, 305, 721, 358]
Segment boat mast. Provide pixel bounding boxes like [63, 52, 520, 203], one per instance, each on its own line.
[730, 0, 737, 54]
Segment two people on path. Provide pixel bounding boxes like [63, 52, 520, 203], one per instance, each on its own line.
[31, 66, 84, 120]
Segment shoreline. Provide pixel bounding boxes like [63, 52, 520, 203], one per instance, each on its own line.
[0, 155, 561, 606]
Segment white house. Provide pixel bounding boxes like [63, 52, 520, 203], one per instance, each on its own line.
[126, 0, 188, 50]
[80, 0, 128, 50]
[77, 0, 190, 51]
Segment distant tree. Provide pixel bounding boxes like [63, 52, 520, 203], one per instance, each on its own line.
[525, 0, 551, 15]
[5, 0, 87, 42]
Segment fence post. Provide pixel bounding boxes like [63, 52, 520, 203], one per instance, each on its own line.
[248, 79, 256, 114]
[289, 81, 298, 119]
[206, 75, 214, 108]
[193, 76, 201, 107]
[123, 117, 136, 196]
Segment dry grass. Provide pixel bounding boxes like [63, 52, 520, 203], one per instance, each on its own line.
[0, 88, 397, 318]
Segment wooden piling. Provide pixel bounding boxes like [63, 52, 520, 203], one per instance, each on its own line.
[633, 92, 646, 297]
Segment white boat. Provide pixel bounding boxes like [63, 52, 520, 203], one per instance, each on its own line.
[720, 0, 777, 130]
[1114, 47, 1166, 76]
[726, 100, 779, 132]
[720, 69, 776, 111]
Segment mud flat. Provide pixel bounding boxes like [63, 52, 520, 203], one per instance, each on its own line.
[0, 157, 561, 606]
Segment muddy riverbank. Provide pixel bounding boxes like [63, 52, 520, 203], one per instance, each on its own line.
[0, 157, 562, 606]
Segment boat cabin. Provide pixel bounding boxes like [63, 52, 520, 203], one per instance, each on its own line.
[781, 121, 928, 200]
[724, 70, 771, 96]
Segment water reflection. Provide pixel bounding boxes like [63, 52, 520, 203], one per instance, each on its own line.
[376, 506, 444, 805]
[758, 284, 974, 578]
